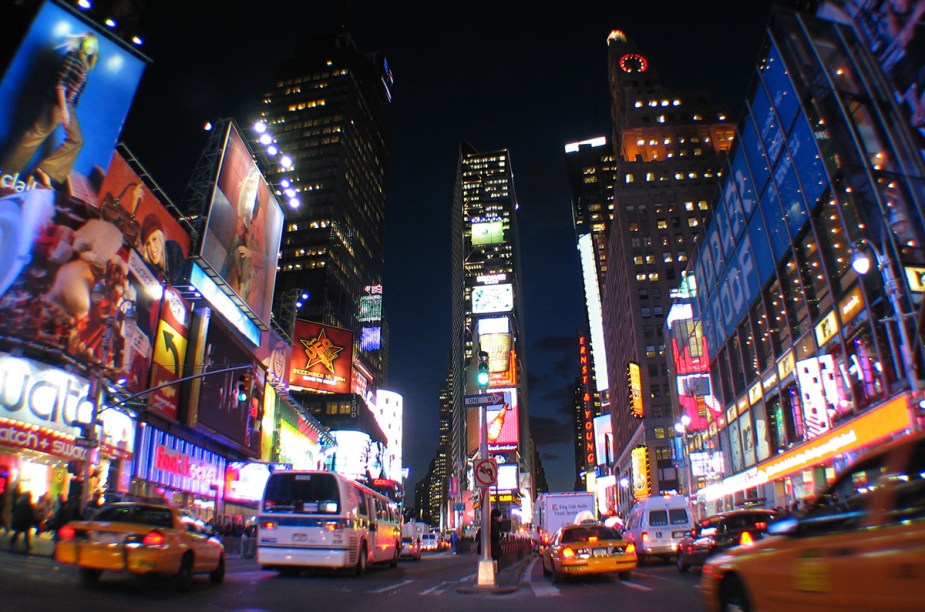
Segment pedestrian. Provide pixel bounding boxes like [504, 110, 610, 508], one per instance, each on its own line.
[451, 530, 459, 555]
[52, 495, 72, 541]
[10, 492, 35, 553]
[490, 508, 502, 564]
[34, 493, 50, 535]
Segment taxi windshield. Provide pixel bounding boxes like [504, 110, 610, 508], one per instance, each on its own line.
[94, 505, 173, 528]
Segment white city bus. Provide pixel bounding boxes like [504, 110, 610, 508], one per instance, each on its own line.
[257, 471, 401, 575]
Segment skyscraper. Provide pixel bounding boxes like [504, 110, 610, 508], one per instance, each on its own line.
[603, 30, 735, 514]
[258, 30, 393, 390]
[449, 142, 535, 525]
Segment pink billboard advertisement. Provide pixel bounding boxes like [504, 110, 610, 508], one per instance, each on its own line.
[199, 122, 283, 327]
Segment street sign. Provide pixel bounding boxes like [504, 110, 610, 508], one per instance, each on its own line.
[74, 439, 97, 449]
[464, 393, 504, 406]
[474, 458, 498, 487]
[454, 502, 465, 511]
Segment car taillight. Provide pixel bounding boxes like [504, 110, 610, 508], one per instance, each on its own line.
[626, 543, 636, 554]
[561, 547, 575, 559]
[58, 525, 76, 540]
[740, 531, 754, 547]
[588, 536, 598, 543]
[260, 520, 278, 531]
[325, 521, 344, 531]
[142, 531, 166, 546]
[754, 522, 767, 530]
[641, 532, 649, 543]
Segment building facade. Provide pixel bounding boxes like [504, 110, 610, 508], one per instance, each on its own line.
[670, 6, 925, 516]
[448, 142, 535, 525]
[602, 30, 736, 516]
[258, 30, 392, 391]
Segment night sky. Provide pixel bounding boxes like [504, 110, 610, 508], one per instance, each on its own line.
[115, 0, 777, 500]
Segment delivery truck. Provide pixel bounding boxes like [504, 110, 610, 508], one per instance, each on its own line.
[534, 491, 596, 548]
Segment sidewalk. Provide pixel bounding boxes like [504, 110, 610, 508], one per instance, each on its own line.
[0, 530, 259, 570]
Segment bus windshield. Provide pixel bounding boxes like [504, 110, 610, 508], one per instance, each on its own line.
[263, 472, 341, 514]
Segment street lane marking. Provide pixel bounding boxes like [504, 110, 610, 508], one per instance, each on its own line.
[634, 571, 667, 580]
[621, 580, 653, 591]
[370, 579, 414, 594]
[420, 580, 454, 595]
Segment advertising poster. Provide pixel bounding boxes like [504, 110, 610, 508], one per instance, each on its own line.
[472, 283, 513, 314]
[593, 414, 613, 466]
[631, 445, 651, 501]
[254, 326, 291, 392]
[95, 151, 190, 286]
[0, 1, 145, 196]
[464, 389, 518, 454]
[0, 189, 161, 393]
[195, 317, 264, 456]
[289, 320, 354, 394]
[199, 123, 284, 326]
[147, 287, 189, 421]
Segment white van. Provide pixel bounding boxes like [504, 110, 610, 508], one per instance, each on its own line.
[622, 494, 694, 563]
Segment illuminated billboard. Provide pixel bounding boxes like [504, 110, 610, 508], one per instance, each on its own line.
[472, 283, 513, 314]
[255, 327, 291, 392]
[471, 220, 504, 245]
[0, 1, 145, 197]
[147, 287, 190, 421]
[627, 361, 644, 418]
[630, 445, 651, 500]
[96, 151, 191, 285]
[593, 414, 613, 466]
[224, 461, 290, 504]
[199, 122, 284, 327]
[0, 189, 161, 393]
[496, 463, 518, 491]
[289, 320, 354, 394]
[465, 389, 518, 454]
[360, 326, 381, 351]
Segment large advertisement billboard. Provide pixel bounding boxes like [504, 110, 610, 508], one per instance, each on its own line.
[199, 123, 283, 327]
[289, 320, 354, 394]
[472, 284, 513, 314]
[0, 189, 161, 393]
[0, 1, 145, 194]
[465, 389, 519, 454]
[146, 287, 189, 421]
[195, 317, 264, 456]
[96, 151, 190, 285]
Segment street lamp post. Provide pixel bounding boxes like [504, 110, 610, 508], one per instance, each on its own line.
[852, 237, 920, 430]
[79, 282, 136, 516]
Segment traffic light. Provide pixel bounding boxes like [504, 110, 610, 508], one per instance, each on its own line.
[237, 370, 252, 404]
[477, 351, 490, 389]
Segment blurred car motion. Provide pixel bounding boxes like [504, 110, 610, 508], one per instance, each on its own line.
[701, 432, 925, 611]
[55, 503, 226, 590]
[541, 522, 637, 582]
[676, 509, 778, 572]
[399, 537, 421, 560]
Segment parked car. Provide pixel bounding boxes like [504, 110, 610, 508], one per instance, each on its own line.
[701, 432, 925, 611]
[55, 503, 225, 590]
[399, 537, 421, 560]
[676, 509, 777, 572]
[541, 522, 637, 582]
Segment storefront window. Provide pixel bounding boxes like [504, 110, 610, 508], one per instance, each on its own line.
[815, 195, 853, 288]
[798, 228, 832, 320]
[740, 409, 757, 468]
[728, 417, 744, 473]
[784, 383, 804, 442]
[751, 401, 772, 462]
[765, 279, 790, 354]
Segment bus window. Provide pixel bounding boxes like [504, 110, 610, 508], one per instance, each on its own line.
[263, 472, 340, 514]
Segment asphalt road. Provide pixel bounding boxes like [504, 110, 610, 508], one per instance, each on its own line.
[0, 548, 709, 612]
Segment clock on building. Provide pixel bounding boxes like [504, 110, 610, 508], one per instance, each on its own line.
[619, 53, 648, 73]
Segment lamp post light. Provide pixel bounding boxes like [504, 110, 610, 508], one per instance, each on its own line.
[851, 237, 920, 431]
[79, 281, 136, 516]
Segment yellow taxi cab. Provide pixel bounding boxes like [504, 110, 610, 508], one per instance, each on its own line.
[55, 502, 226, 590]
[541, 521, 637, 582]
[701, 432, 925, 611]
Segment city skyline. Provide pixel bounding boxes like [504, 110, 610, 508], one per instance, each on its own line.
[116, 0, 776, 496]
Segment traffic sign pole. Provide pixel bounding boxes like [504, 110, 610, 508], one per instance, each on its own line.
[476, 385, 496, 587]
